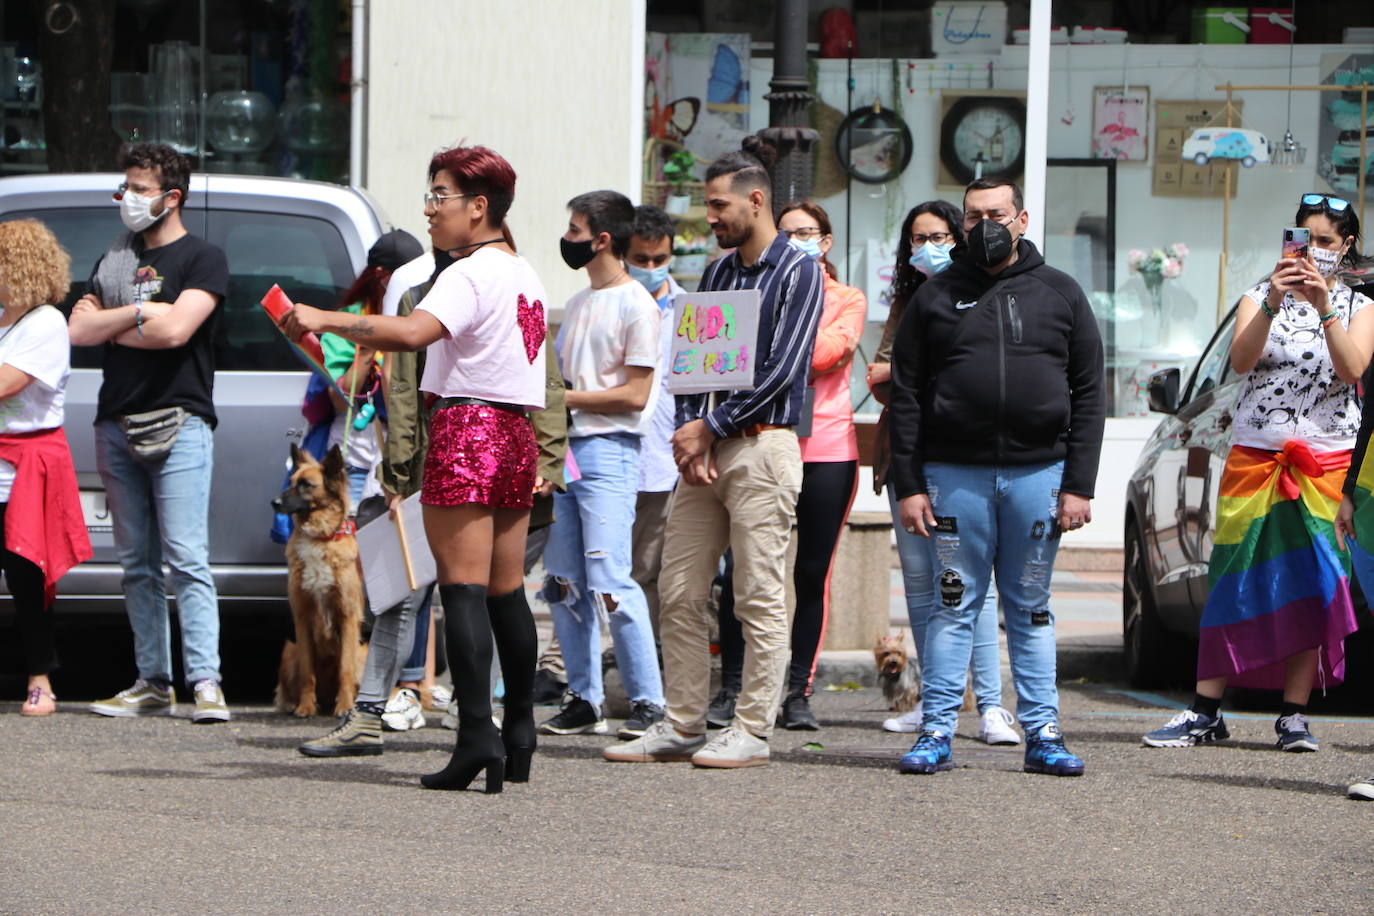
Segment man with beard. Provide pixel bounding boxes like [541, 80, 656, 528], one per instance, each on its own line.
[888, 178, 1105, 778]
[604, 136, 824, 769]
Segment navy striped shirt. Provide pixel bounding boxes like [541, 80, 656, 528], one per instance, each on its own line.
[675, 232, 825, 437]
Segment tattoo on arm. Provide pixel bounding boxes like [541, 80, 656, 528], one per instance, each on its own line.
[344, 317, 375, 337]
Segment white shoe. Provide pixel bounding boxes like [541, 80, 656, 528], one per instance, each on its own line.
[426, 684, 452, 712]
[603, 720, 706, 763]
[978, 706, 1021, 746]
[691, 725, 770, 768]
[440, 699, 457, 730]
[882, 704, 923, 733]
[381, 688, 425, 731]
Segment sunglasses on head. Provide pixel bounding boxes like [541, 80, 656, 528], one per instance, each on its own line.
[1301, 193, 1350, 212]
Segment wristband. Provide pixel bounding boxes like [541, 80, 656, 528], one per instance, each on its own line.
[134, 301, 144, 338]
[1320, 309, 1340, 327]
[1260, 300, 1278, 318]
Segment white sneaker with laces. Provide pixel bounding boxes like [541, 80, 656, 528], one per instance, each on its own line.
[691, 725, 770, 768]
[882, 703, 924, 733]
[427, 684, 452, 712]
[603, 720, 706, 763]
[978, 706, 1021, 745]
[381, 688, 426, 731]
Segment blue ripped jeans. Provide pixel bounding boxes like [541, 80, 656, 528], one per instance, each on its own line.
[918, 460, 1065, 738]
[542, 433, 664, 709]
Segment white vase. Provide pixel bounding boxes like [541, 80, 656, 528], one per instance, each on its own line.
[664, 193, 691, 216]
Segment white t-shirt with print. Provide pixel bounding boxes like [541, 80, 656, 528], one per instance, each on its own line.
[0, 306, 70, 501]
[416, 247, 548, 410]
[1233, 280, 1372, 452]
[557, 280, 662, 438]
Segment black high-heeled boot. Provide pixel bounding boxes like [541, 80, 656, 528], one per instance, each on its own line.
[421, 583, 504, 793]
[487, 586, 537, 782]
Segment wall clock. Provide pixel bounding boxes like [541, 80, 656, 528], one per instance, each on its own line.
[938, 92, 1027, 187]
[834, 102, 913, 185]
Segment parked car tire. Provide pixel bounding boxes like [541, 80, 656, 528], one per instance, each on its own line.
[1193, 153, 1209, 166]
[1123, 519, 1174, 688]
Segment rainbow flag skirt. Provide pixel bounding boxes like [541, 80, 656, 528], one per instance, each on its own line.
[1197, 442, 1358, 690]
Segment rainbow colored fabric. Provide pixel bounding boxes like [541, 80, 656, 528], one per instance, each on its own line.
[1197, 442, 1358, 689]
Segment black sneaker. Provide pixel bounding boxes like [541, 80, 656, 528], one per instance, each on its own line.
[706, 687, 737, 729]
[1276, 712, 1318, 752]
[780, 691, 819, 731]
[531, 668, 567, 705]
[538, 694, 608, 736]
[617, 699, 666, 740]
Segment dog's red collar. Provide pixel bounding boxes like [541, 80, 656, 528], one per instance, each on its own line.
[333, 519, 357, 540]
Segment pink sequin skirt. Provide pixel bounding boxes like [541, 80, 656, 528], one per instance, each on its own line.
[421, 404, 536, 509]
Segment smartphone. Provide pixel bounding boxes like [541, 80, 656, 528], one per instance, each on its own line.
[1282, 227, 1310, 261]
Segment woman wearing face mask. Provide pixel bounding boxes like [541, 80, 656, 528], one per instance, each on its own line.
[1145, 194, 1374, 755]
[712, 202, 864, 730]
[0, 219, 92, 716]
[865, 200, 1018, 744]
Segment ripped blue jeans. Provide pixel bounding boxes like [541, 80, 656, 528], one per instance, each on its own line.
[542, 433, 664, 709]
[918, 460, 1065, 738]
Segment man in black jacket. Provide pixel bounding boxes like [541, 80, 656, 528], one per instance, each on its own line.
[888, 178, 1105, 778]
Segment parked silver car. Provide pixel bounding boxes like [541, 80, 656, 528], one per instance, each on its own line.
[0, 172, 388, 621]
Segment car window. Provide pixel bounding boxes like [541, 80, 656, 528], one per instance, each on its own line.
[1184, 317, 1236, 404]
[206, 209, 355, 372]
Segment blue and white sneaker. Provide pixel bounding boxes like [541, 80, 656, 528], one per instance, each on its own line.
[898, 731, 953, 774]
[1275, 713, 1318, 752]
[1023, 723, 1084, 777]
[1142, 708, 1230, 748]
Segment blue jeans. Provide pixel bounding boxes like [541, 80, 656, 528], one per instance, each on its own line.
[543, 433, 663, 708]
[96, 416, 221, 686]
[888, 486, 1003, 712]
[918, 460, 1065, 737]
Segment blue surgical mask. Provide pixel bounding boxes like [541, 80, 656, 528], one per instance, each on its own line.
[909, 241, 953, 277]
[790, 237, 823, 260]
[627, 262, 671, 293]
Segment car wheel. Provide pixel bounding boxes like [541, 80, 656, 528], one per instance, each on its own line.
[1193, 153, 1209, 166]
[1123, 521, 1172, 688]
[1241, 155, 1256, 168]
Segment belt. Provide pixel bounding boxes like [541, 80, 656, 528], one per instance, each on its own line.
[721, 422, 789, 440]
[430, 396, 526, 417]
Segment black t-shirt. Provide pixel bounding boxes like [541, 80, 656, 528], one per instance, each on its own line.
[91, 233, 230, 426]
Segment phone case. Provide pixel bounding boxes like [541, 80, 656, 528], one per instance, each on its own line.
[1282, 228, 1310, 260]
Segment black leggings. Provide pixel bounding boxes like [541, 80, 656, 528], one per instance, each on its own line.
[718, 460, 858, 695]
[0, 502, 56, 676]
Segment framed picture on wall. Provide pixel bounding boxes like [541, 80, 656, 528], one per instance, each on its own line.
[1092, 86, 1150, 161]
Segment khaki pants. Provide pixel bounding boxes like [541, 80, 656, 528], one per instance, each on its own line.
[659, 429, 802, 738]
[631, 489, 673, 637]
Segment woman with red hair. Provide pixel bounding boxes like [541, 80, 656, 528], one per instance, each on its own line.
[282, 145, 548, 794]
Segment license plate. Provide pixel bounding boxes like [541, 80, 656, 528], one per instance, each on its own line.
[79, 489, 113, 534]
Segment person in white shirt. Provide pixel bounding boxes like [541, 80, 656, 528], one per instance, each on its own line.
[538, 190, 666, 741]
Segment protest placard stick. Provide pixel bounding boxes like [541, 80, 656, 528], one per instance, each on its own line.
[373, 350, 417, 590]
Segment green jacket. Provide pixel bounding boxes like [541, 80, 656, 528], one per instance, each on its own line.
[380, 274, 566, 528]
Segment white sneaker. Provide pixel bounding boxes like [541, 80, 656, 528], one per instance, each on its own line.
[381, 688, 426, 731]
[882, 703, 923, 733]
[427, 684, 452, 712]
[603, 720, 706, 763]
[691, 725, 770, 768]
[978, 706, 1021, 746]
[440, 699, 457, 730]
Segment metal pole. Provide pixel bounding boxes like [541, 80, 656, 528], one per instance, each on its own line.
[759, 0, 819, 215]
[1023, 0, 1051, 245]
[349, 0, 366, 188]
[1360, 85, 1368, 231]
[1219, 83, 1234, 323]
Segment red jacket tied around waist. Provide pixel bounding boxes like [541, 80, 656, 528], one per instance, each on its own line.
[0, 427, 93, 608]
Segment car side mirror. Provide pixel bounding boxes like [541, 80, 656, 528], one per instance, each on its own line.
[1147, 368, 1181, 415]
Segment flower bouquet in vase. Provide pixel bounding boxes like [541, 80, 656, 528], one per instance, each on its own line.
[1128, 243, 1187, 348]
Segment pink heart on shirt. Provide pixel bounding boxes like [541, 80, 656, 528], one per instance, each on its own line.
[517, 295, 545, 364]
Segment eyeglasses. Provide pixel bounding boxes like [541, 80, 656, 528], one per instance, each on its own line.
[1301, 193, 1350, 212]
[113, 182, 166, 201]
[423, 191, 473, 210]
[781, 226, 825, 241]
[910, 232, 953, 246]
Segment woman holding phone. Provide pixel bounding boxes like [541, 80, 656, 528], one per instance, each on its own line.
[1143, 194, 1373, 754]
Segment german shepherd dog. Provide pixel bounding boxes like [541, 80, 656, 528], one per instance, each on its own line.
[271, 444, 366, 717]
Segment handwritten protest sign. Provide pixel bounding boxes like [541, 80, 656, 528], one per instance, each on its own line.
[666, 288, 760, 394]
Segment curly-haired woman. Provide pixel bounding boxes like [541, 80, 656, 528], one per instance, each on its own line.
[0, 219, 93, 715]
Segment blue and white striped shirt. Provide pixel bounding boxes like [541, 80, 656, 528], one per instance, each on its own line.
[675, 232, 825, 438]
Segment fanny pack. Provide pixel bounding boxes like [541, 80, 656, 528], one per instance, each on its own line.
[120, 406, 190, 462]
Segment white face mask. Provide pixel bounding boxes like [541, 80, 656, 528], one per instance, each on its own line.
[120, 190, 170, 233]
[1310, 244, 1343, 278]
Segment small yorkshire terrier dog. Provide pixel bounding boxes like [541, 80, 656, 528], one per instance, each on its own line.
[874, 634, 920, 712]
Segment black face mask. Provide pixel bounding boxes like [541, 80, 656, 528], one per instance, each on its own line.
[967, 218, 1015, 269]
[560, 237, 596, 270]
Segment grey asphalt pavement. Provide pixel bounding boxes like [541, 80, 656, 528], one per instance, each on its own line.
[4, 662, 1373, 915]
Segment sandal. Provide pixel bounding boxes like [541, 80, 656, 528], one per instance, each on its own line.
[21, 686, 57, 717]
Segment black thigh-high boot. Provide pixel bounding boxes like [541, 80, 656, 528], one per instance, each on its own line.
[487, 586, 538, 782]
[421, 583, 504, 792]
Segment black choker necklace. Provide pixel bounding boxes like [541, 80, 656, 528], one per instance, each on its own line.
[444, 238, 504, 256]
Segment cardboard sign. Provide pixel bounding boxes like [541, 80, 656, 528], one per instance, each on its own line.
[355, 492, 436, 614]
[667, 288, 760, 394]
